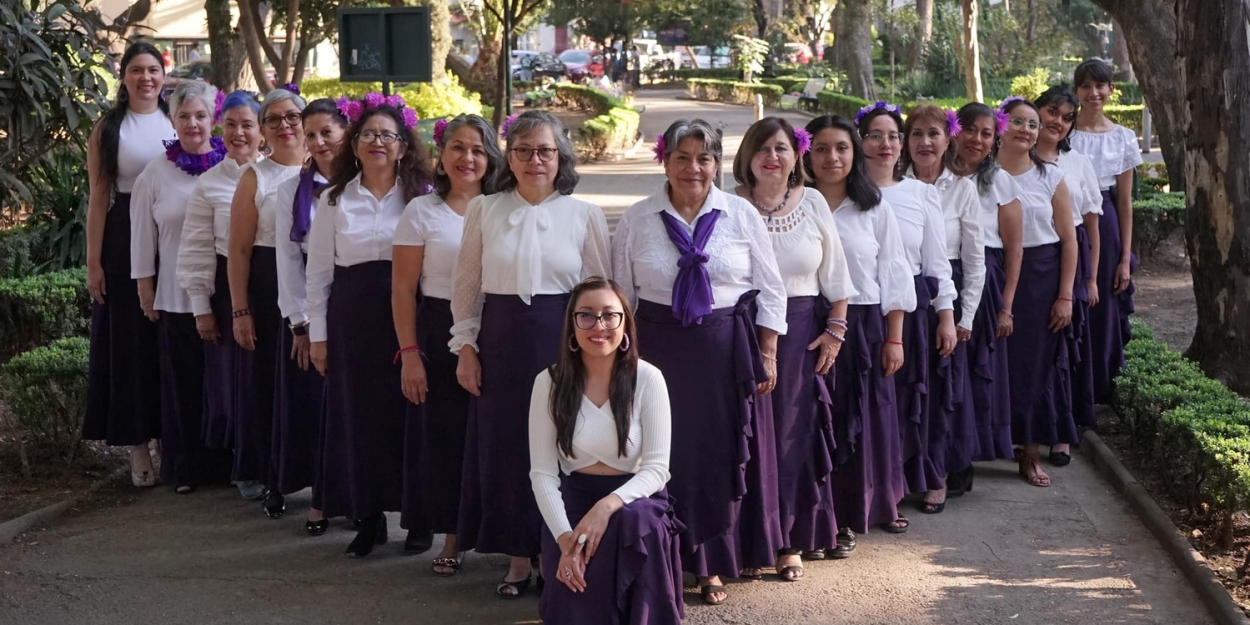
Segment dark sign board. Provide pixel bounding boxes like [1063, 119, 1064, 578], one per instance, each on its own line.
[656, 23, 690, 46]
[338, 7, 432, 83]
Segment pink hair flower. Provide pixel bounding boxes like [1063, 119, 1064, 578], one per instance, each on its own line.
[433, 119, 449, 146]
[995, 110, 1010, 135]
[945, 109, 962, 137]
[652, 134, 667, 164]
[400, 107, 418, 130]
[336, 97, 363, 123]
[500, 114, 519, 140]
[385, 94, 406, 109]
[793, 127, 811, 156]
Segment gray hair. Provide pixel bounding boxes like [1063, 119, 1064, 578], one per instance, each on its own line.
[168, 81, 218, 119]
[660, 118, 723, 163]
[436, 114, 505, 198]
[258, 88, 307, 121]
[496, 110, 579, 195]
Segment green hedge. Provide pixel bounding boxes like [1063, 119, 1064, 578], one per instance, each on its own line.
[759, 75, 811, 93]
[0, 336, 90, 472]
[301, 74, 484, 120]
[1134, 191, 1186, 256]
[0, 227, 39, 279]
[552, 85, 640, 161]
[815, 91, 873, 119]
[686, 79, 784, 107]
[0, 267, 90, 361]
[1105, 104, 1145, 133]
[651, 67, 741, 83]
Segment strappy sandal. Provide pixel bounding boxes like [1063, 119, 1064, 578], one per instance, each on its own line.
[1019, 455, 1052, 487]
[700, 584, 728, 605]
[432, 553, 464, 577]
[880, 516, 910, 534]
[831, 529, 856, 559]
[776, 553, 804, 582]
[496, 574, 532, 599]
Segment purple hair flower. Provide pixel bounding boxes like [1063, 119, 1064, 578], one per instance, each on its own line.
[945, 109, 962, 137]
[214, 90, 227, 123]
[281, 83, 300, 95]
[995, 110, 1010, 135]
[400, 108, 418, 130]
[336, 96, 362, 123]
[793, 127, 811, 156]
[433, 119, 449, 146]
[500, 114, 519, 140]
[363, 92, 385, 109]
[998, 96, 1025, 112]
[385, 94, 406, 109]
[652, 134, 667, 164]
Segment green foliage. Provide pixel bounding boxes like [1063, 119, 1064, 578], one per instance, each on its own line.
[552, 85, 640, 162]
[0, 336, 89, 467]
[815, 91, 873, 120]
[24, 141, 89, 271]
[686, 79, 783, 107]
[1104, 104, 1145, 133]
[646, 0, 748, 49]
[733, 35, 769, 80]
[0, 227, 39, 279]
[301, 74, 484, 120]
[0, 267, 90, 361]
[546, 0, 644, 48]
[645, 67, 741, 83]
[1010, 68, 1052, 102]
[1134, 192, 1186, 257]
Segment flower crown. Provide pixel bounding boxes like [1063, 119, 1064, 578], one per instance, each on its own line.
[945, 109, 962, 137]
[996, 96, 1025, 135]
[500, 114, 519, 140]
[433, 119, 449, 146]
[854, 101, 902, 124]
[335, 92, 419, 130]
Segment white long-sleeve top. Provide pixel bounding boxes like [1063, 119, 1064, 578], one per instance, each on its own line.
[177, 157, 251, 316]
[248, 159, 303, 248]
[529, 360, 672, 537]
[830, 196, 917, 314]
[1055, 150, 1104, 222]
[130, 156, 199, 314]
[612, 184, 788, 334]
[880, 179, 957, 314]
[1069, 125, 1143, 190]
[271, 172, 326, 324]
[906, 167, 986, 328]
[305, 174, 408, 342]
[449, 190, 611, 354]
[393, 195, 466, 301]
[966, 170, 1023, 249]
[1011, 163, 1066, 248]
[763, 188, 857, 303]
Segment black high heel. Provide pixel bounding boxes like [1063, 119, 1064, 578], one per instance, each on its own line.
[305, 519, 329, 536]
[262, 490, 285, 519]
[948, 466, 975, 498]
[496, 573, 532, 599]
[345, 513, 387, 557]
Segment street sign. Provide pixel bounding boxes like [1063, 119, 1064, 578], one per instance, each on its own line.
[337, 7, 432, 84]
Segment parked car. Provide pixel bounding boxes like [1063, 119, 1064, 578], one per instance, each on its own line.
[558, 49, 604, 82]
[678, 45, 732, 69]
[512, 51, 565, 83]
[162, 59, 214, 97]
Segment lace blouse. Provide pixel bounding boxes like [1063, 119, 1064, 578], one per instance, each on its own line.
[762, 188, 857, 303]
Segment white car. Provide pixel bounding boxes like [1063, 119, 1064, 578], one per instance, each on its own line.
[679, 45, 731, 69]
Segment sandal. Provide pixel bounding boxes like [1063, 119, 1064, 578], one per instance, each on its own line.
[1048, 449, 1072, 467]
[432, 553, 464, 577]
[739, 568, 763, 581]
[880, 515, 910, 534]
[1019, 455, 1052, 487]
[700, 584, 728, 605]
[921, 500, 946, 514]
[496, 574, 532, 599]
[778, 565, 804, 582]
[831, 529, 856, 559]
[802, 548, 827, 561]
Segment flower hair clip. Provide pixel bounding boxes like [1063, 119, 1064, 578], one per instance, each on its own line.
[652, 134, 667, 164]
[500, 114, 519, 140]
[281, 83, 300, 95]
[335, 92, 418, 129]
[995, 110, 1010, 135]
[793, 127, 811, 156]
[945, 109, 962, 137]
[213, 90, 226, 123]
[854, 100, 902, 124]
[433, 119, 449, 146]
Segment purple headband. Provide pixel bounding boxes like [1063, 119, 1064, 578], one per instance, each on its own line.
[854, 100, 902, 124]
[335, 92, 418, 129]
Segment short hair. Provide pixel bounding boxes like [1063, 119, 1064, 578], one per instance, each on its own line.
[732, 116, 808, 189]
[659, 118, 723, 164]
[168, 81, 217, 119]
[496, 110, 579, 195]
[899, 104, 955, 177]
[221, 90, 260, 116]
[1073, 58, 1115, 88]
[1034, 85, 1081, 153]
[434, 114, 505, 199]
[258, 88, 307, 123]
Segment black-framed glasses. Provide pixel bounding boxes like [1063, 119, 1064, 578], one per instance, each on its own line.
[511, 146, 558, 162]
[358, 130, 404, 145]
[263, 112, 303, 129]
[573, 312, 624, 331]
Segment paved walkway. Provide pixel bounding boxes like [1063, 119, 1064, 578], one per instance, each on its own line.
[0, 90, 1209, 625]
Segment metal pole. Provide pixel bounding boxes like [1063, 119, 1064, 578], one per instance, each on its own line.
[382, 80, 391, 97]
[503, 0, 513, 116]
[1141, 104, 1153, 154]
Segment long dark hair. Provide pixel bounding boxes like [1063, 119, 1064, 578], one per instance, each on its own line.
[899, 104, 957, 177]
[955, 102, 1001, 195]
[855, 107, 906, 182]
[325, 104, 433, 206]
[1034, 85, 1080, 153]
[96, 42, 168, 188]
[998, 99, 1049, 175]
[548, 278, 640, 459]
[803, 115, 881, 211]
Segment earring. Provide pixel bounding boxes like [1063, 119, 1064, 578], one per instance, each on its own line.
[354, 157, 361, 170]
[435, 162, 446, 175]
[619, 334, 630, 352]
[568, 336, 579, 352]
[995, 138, 1003, 148]
[788, 170, 798, 187]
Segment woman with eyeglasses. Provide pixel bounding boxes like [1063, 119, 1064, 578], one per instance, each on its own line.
[857, 103, 956, 528]
[177, 90, 265, 499]
[306, 96, 435, 556]
[803, 115, 915, 559]
[995, 98, 1078, 488]
[613, 118, 787, 606]
[451, 110, 610, 597]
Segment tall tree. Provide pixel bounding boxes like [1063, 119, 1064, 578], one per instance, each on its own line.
[960, 0, 982, 103]
[1109, 18, 1132, 81]
[840, 0, 874, 99]
[204, 0, 239, 91]
[908, 0, 933, 71]
[547, 0, 646, 50]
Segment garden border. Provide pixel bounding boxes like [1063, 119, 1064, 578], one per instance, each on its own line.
[0, 465, 126, 543]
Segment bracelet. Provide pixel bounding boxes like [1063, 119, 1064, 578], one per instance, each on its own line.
[232, 308, 251, 319]
[886, 340, 903, 346]
[824, 328, 845, 343]
[761, 353, 777, 362]
[1057, 296, 1073, 302]
[826, 317, 848, 327]
[393, 345, 421, 364]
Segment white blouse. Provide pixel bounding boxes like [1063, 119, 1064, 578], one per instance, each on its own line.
[880, 179, 957, 314]
[177, 158, 250, 316]
[906, 168, 986, 329]
[129, 156, 199, 313]
[1011, 163, 1065, 248]
[116, 110, 175, 194]
[830, 197, 917, 314]
[393, 195, 466, 302]
[612, 185, 788, 334]
[271, 172, 326, 325]
[1055, 150, 1104, 222]
[449, 191, 611, 354]
[763, 188, 857, 303]
[529, 360, 672, 537]
[966, 169, 1023, 249]
[247, 159, 303, 248]
[1069, 126, 1142, 190]
[305, 175, 409, 342]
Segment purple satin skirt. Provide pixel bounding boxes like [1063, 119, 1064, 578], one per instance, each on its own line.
[1070, 225, 1097, 429]
[969, 248, 1015, 461]
[1089, 188, 1136, 403]
[899, 275, 945, 494]
[1007, 244, 1078, 446]
[201, 255, 242, 450]
[538, 473, 685, 625]
[156, 312, 232, 487]
[936, 260, 980, 476]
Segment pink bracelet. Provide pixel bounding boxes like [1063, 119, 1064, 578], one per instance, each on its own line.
[393, 345, 420, 364]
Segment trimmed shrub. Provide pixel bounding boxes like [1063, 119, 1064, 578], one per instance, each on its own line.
[815, 91, 873, 119]
[686, 79, 784, 107]
[0, 267, 90, 361]
[648, 67, 740, 83]
[552, 85, 640, 161]
[0, 227, 38, 279]
[1104, 104, 1145, 133]
[1, 336, 90, 474]
[1134, 192, 1186, 257]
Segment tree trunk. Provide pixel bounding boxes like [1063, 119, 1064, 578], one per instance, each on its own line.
[1110, 19, 1134, 82]
[427, 0, 452, 82]
[280, 0, 299, 84]
[827, 0, 845, 70]
[908, 0, 933, 71]
[204, 0, 237, 90]
[236, 0, 275, 92]
[1026, 0, 1036, 43]
[1177, 0, 1250, 394]
[961, 0, 982, 103]
[841, 0, 874, 100]
[752, 0, 768, 39]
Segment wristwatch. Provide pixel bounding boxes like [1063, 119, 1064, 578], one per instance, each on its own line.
[290, 321, 309, 336]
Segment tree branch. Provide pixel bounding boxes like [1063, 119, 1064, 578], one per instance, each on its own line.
[280, 0, 299, 83]
[239, 0, 284, 74]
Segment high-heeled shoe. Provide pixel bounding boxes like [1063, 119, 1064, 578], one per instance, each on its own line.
[948, 466, 975, 497]
[305, 519, 329, 536]
[262, 490, 286, 519]
[345, 513, 388, 557]
[403, 529, 434, 555]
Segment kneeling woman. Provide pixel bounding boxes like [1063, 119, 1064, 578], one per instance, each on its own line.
[529, 278, 684, 625]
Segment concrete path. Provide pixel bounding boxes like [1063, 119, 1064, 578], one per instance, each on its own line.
[0, 89, 1210, 625]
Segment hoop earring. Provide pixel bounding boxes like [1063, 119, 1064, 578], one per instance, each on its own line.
[435, 162, 446, 175]
[619, 334, 630, 352]
[354, 158, 361, 170]
[568, 336, 579, 352]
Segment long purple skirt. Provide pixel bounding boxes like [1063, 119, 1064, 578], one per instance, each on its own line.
[899, 276, 945, 494]
[202, 255, 241, 450]
[936, 260, 980, 476]
[230, 247, 282, 483]
[1089, 188, 1136, 403]
[636, 294, 782, 576]
[1070, 226, 1097, 429]
[538, 473, 685, 625]
[1007, 244, 1078, 446]
[317, 261, 406, 519]
[83, 193, 162, 445]
[830, 304, 905, 534]
[457, 293, 568, 557]
[402, 296, 469, 534]
[771, 296, 839, 552]
[157, 312, 233, 487]
[270, 320, 324, 495]
[969, 248, 1015, 461]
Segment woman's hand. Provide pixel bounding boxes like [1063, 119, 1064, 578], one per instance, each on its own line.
[310, 341, 328, 376]
[882, 342, 904, 377]
[555, 532, 588, 593]
[400, 352, 429, 405]
[936, 315, 957, 358]
[1113, 259, 1132, 295]
[195, 313, 220, 344]
[1049, 298, 1073, 333]
[757, 355, 778, 395]
[290, 332, 311, 371]
[956, 326, 972, 343]
[456, 346, 482, 396]
[571, 495, 622, 565]
[807, 332, 843, 376]
[233, 313, 256, 350]
[137, 281, 159, 323]
[1087, 279, 1100, 308]
[996, 309, 1015, 339]
[87, 262, 107, 304]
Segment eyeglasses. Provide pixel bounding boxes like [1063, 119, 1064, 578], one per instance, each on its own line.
[358, 131, 404, 145]
[573, 312, 624, 331]
[263, 112, 303, 129]
[510, 146, 558, 162]
[863, 132, 904, 144]
[1010, 117, 1041, 131]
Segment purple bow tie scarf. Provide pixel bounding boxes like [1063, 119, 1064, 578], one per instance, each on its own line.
[659, 209, 721, 326]
[290, 163, 327, 244]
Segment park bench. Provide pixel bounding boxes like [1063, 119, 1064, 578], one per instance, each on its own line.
[779, 78, 827, 111]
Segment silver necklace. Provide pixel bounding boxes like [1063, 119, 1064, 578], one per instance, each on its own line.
[751, 187, 792, 224]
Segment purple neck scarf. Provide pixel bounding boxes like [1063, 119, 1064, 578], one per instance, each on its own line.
[290, 162, 327, 243]
[164, 137, 226, 176]
[659, 209, 721, 326]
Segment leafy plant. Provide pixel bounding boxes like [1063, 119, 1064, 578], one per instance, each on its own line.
[733, 35, 770, 82]
[0, 226, 39, 279]
[1010, 68, 1052, 102]
[301, 74, 484, 120]
[24, 141, 89, 271]
[0, 336, 90, 476]
[0, 267, 90, 361]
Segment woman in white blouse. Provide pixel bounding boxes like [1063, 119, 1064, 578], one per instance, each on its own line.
[1036, 85, 1104, 462]
[130, 81, 230, 493]
[857, 104, 956, 526]
[803, 114, 915, 558]
[270, 98, 348, 535]
[612, 118, 787, 606]
[176, 91, 264, 499]
[732, 117, 856, 582]
[899, 104, 986, 512]
[451, 110, 611, 597]
[227, 88, 307, 517]
[995, 98, 1078, 488]
[949, 102, 1025, 468]
[528, 278, 683, 624]
[306, 97, 434, 557]
[83, 42, 174, 487]
[392, 114, 503, 570]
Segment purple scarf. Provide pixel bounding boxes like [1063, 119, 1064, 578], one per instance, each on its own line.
[164, 137, 226, 176]
[659, 209, 721, 326]
[290, 162, 327, 243]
